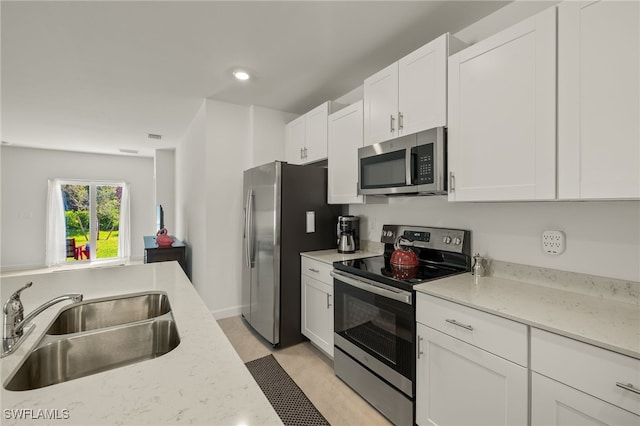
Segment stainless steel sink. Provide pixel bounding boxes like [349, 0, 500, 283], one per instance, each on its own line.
[5, 315, 180, 391]
[45, 292, 172, 334]
[3, 292, 180, 391]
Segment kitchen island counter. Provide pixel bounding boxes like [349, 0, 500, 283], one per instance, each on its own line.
[414, 264, 639, 360]
[1, 262, 282, 426]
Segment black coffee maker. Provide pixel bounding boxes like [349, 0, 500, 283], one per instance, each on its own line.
[337, 215, 360, 253]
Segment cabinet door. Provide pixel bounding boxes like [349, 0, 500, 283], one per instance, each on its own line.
[448, 7, 556, 201]
[285, 115, 305, 165]
[305, 102, 329, 163]
[532, 373, 640, 426]
[328, 101, 365, 204]
[398, 33, 448, 136]
[558, 0, 640, 199]
[364, 62, 399, 146]
[301, 274, 333, 357]
[416, 324, 528, 426]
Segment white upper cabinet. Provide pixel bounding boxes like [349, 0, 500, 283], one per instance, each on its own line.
[285, 101, 343, 165]
[557, 0, 640, 200]
[448, 7, 557, 202]
[328, 101, 365, 204]
[364, 33, 448, 146]
[363, 63, 398, 145]
[304, 102, 331, 164]
[398, 34, 448, 138]
[285, 115, 306, 165]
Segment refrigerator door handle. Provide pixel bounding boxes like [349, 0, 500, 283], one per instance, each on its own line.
[244, 189, 254, 268]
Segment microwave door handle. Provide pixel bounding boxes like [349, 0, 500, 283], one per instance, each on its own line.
[406, 147, 418, 185]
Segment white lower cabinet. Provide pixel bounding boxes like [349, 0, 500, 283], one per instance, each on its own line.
[532, 373, 640, 426]
[300, 257, 333, 357]
[416, 323, 528, 426]
[531, 328, 640, 425]
[416, 294, 528, 426]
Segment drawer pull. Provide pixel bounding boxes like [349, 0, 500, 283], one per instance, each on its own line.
[445, 319, 474, 331]
[616, 382, 640, 395]
[308, 268, 320, 273]
[417, 335, 424, 359]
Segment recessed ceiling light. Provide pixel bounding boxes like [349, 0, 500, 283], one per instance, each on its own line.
[233, 70, 250, 81]
[119, 148, 139, 154]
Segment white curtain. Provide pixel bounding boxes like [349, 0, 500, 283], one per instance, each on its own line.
[45, 179, 66, 266]
[118, 183, 131, 260]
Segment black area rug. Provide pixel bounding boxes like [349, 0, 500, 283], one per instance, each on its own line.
[245, 354, 330, 426]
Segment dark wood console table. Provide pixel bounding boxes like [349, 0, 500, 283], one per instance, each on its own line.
[143, 236, 187, 275]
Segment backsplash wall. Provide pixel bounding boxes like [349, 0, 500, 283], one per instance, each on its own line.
[348, 196, 640, 282]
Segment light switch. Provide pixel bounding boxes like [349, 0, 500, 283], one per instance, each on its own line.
[306, 211, 315, 233]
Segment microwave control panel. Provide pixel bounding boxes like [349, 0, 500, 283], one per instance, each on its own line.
[413, 144, 434, 184]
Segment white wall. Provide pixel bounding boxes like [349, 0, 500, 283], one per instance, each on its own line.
[154, 149, 175, 233]
[249, 105, 297, 167]
[349, 197, 640, 282]
[175, 100, 207, 287]
[205, 100, 251, 317]
[176, 100, 291, 317]
[0, 146, 155, 271]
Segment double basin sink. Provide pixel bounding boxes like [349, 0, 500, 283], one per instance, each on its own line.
[4, 292, 180, 391]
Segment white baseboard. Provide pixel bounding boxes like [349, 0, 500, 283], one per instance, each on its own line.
[211, 305, 244, 320]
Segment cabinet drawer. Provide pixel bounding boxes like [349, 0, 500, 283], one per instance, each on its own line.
[416, 293, 528, 366]
[531, 328, 640, 416]
[301, 257, 333, 284]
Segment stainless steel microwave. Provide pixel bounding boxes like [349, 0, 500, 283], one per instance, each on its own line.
[358, 127, 447, 196]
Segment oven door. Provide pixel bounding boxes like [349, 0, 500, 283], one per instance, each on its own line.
[331, 270, 414, 397]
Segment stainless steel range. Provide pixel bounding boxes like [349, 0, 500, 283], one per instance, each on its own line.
[331, 224, 471, 426]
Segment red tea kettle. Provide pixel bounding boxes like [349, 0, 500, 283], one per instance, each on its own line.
[390, 236, 419, 268]
[156, 228, 174, 248]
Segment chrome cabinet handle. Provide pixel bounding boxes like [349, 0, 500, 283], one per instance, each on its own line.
[399, 112, 404, 130]
[616, 382, 640, 395]
[446, 319, 474, 331]
[326, 293, 332, 309]
[417, 335, 424, 359]
[449, 171, 456, 192]
[308, 268, 320, 273]
[390, 114, 395, 133]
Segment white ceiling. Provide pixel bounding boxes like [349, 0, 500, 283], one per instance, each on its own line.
[1, 1, 510, 157]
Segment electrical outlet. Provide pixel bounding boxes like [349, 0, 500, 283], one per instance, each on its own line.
[542, 230, 566, 255]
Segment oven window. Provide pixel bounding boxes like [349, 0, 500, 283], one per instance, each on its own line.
[334, 280, 413, 380]
[360, 149, 407, 189]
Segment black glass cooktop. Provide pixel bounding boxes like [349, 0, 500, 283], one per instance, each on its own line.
[333, 255, 465, 292]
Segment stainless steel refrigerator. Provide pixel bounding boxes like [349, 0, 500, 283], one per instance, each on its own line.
[241, 161, 340, 347]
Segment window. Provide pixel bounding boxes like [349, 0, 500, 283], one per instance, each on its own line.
[46, 179, 130, 266]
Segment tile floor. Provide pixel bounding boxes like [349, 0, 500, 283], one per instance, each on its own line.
[217, 315, 392, 426]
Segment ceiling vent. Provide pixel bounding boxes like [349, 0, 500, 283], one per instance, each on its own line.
[147, 133, 162, 140]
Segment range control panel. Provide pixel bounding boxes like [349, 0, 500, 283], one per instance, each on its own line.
[380, 224, 468, 254]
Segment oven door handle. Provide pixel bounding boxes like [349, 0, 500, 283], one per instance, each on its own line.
[330, 270, 412, 305]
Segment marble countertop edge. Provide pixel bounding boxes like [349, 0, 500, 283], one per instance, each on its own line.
[415, 273, 640, 360]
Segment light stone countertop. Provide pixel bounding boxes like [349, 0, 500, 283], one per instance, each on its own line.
[414, 267, 640, 360]
[1, 262, 283, 426]
[301, 241, 384, 265]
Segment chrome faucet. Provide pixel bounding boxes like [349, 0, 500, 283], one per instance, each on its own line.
[2, 282, 83, 357]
